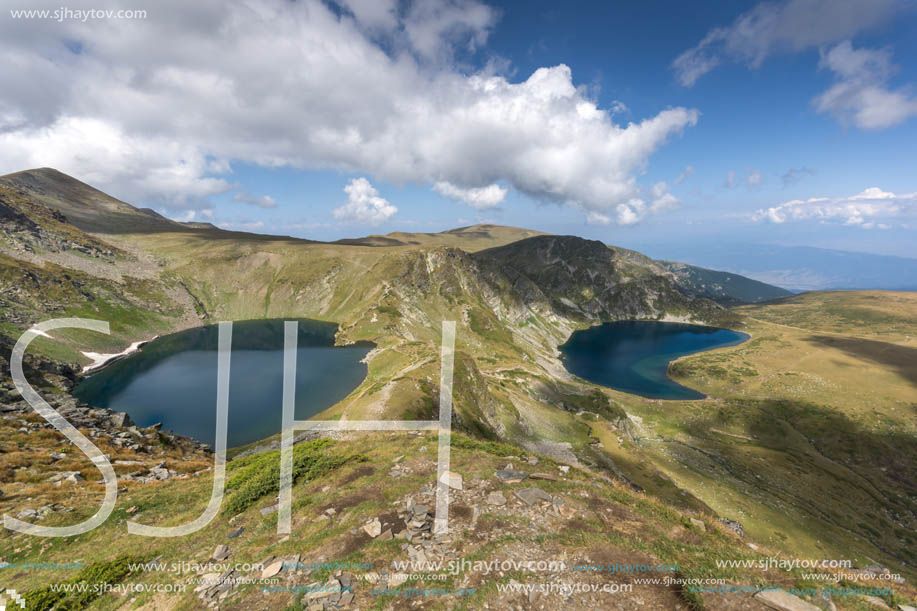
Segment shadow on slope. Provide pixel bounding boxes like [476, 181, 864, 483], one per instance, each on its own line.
[804, 335, 917, 386]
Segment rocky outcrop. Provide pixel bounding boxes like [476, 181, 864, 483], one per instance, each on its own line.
[0, 331, 210, 490]
[473, 235, 722, 323]
[0, 184, 118, 260]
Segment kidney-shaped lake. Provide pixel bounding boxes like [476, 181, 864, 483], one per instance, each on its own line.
[559, 321, 749, 400]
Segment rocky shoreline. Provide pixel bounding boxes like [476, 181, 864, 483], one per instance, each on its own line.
[0, 332, 213, 491]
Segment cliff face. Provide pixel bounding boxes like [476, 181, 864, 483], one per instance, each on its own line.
[375, 235, 721, 332]
[473, 235, 720, 322]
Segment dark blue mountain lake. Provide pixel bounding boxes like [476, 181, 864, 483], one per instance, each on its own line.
[72, 319, 372, 447]
[558, 321, 749, 400]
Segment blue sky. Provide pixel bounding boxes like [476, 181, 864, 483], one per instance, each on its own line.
[1, 0, 915, 256]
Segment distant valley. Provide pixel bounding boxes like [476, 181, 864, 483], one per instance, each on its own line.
[641, 242, 917, 292]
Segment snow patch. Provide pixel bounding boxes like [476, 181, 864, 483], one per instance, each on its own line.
[81, 337, 157, 373]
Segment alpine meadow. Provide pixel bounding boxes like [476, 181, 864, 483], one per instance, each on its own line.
[1, 1, 916, 610]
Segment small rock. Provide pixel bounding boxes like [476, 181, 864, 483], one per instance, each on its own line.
[689, 518, 706, 532]
[495, 469, 527, 483]
[126, 506, 139, 514]
[529, 473, 558, 481]
[558, 466, 570, 474]
[212, 545, 230, 561]
[440, 471, 463, 490]
[227, 527, 244, 539]
[379, 529, 394, 541]
[260, 504, 279, 516]
[863, 596, 891, 609]
[262, 560, 284, 579]
[486, 491, 507, 506]
[110, 411, 133, 427]
[194, 573, 222, 593]
[148, 466, 173, 481]
[389, 573, 408, 586]
[45, 471, 83, 484]
[515, 488, 553, 506]
[720, 518, 744, 536]
[363, 518, 382, 538]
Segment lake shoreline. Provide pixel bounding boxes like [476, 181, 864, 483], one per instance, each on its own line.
[80, 336, 159, 374]
[559, 320, 750, 401]
[72, 318, 372, 448]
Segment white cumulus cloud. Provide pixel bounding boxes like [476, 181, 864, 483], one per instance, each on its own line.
[813, 41, 917, 129]
[587, 181, 680, 225]
[752, 186, 916, 227]
[0, 0, 697, 223]
[433, 182, 506, 209]
[333, 177, 398, 224]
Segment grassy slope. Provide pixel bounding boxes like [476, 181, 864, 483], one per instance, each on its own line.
[80, 224, 917, 582]
[603, 291, 916, 574]
[8, 432, 914, 610]
[1, 170, 914, 608]
[331, 224, 546, 251]
[0, 168, 186, 235]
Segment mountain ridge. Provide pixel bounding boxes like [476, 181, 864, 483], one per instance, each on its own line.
[642, 241, 917, 292]
[0, 167, 788, 306]
[0, 168, 915, 609]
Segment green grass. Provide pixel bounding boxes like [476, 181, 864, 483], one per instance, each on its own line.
[25, 554, 149, 611]
[224, 439, 366, 514]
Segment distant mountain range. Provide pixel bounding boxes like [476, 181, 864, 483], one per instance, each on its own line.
[0, 168, 790, 307]
[640, 242, 917, 292]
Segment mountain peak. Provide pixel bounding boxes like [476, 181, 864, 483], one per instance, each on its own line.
[0, 167, 186, 234]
